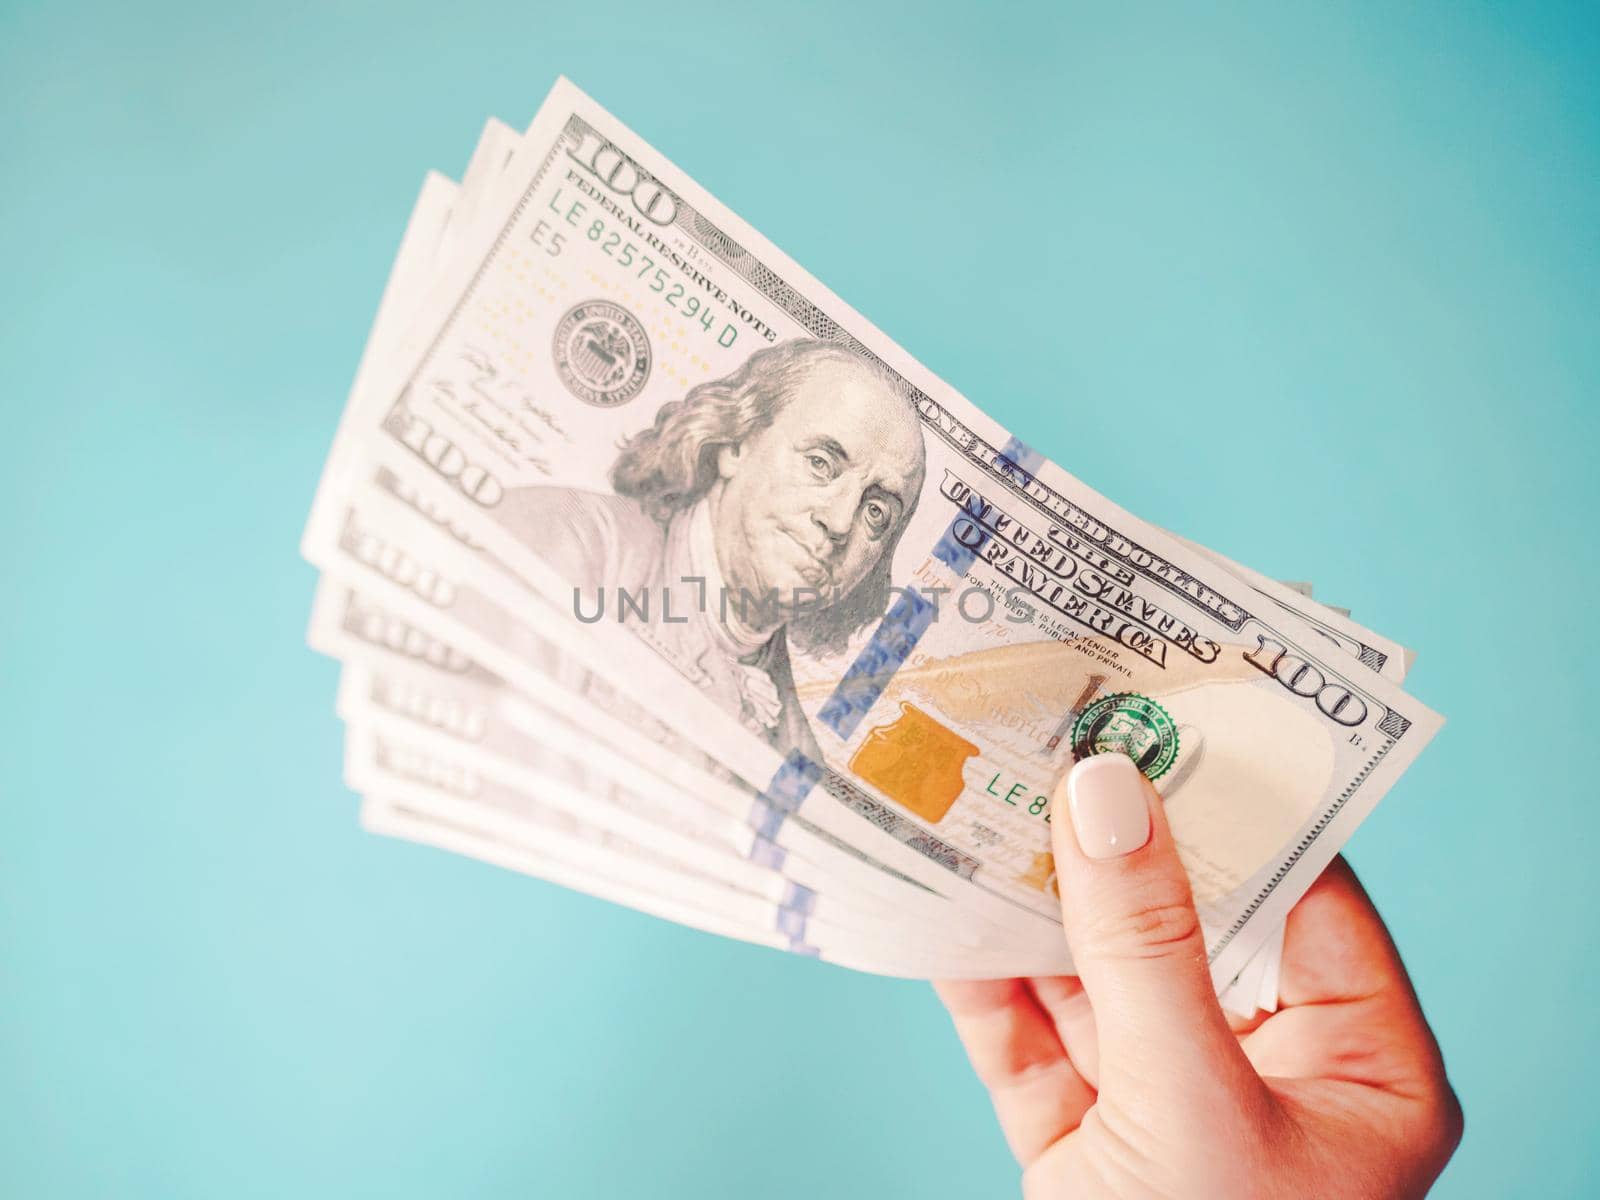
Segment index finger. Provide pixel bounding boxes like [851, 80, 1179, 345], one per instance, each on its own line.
[932, 980, 1095, 1167]
[1279, 857, 1426, 1012]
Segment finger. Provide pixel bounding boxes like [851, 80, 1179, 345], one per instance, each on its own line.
[1224, 1003, 1271, 1038]
[933, 980, 1096, 1166]
[1025, 975, 1101, 1089]
[1252, 858, 1452, 1090]
[1273, 860, 1463, 1174]
[1279, 857, 1420, 1009]
[1051, 754, 1258, 1099]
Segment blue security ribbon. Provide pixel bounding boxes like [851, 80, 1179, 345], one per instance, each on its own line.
[748, 434, 1045, 961]
[818, 435, 1044, 741]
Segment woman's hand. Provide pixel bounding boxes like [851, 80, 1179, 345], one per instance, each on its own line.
[936, 753, 1462, 1198]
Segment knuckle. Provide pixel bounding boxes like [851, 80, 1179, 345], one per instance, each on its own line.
[1401, 1074, 1464, 1167]
[1429, 1079, 1466, 1156]
[1085, 885, 1203, 960]
[988, 1053, 1076, 1097]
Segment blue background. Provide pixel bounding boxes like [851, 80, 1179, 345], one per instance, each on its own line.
[4, 2, 1597, 1195]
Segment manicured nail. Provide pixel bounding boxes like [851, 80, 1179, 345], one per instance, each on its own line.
[1063, 754, 1151, 860]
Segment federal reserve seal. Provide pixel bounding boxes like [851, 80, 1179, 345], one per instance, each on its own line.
[552, 300, 651, 407]
[1070, 692, 1180, 781]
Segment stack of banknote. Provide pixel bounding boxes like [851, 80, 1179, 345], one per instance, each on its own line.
[301, 79, 1440, 1017]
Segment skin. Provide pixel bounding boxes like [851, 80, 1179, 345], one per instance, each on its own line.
[708, 359, 925, 625]
[936, 757, 1463, 1199]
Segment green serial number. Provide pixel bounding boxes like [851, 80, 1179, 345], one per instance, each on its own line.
[533, 190, 741, 349]
[589, 221, 734, 340]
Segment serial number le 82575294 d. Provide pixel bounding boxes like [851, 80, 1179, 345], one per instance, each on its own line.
[528, 197, 738, 348]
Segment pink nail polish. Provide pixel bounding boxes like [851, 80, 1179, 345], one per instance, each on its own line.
[1065, 755, 1151, 860]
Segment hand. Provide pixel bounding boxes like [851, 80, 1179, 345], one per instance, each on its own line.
[936, 753, 1462, 1198]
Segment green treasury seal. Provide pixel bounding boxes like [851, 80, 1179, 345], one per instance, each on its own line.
[1070, 693, 1180, 781]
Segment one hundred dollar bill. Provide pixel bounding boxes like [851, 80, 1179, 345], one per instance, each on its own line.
[355, 790, 802, 954]
[350, 151, 1373, 1008]
[357, 788, 1002, 976]
[313, 578, 1032, 963]
[340, 691, 1036, 979]
[342, 717, 1004, 976]
[303, 141, 1063, 964]
[314, 82, 1442, 984]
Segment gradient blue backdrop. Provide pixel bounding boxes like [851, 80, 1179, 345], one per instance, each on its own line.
[4, 2, 1597, 1195]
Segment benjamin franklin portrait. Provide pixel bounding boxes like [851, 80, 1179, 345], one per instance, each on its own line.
[500, 338, 928, 758]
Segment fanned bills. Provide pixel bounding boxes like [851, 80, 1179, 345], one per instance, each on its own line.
[303, 84, 1441, 1011]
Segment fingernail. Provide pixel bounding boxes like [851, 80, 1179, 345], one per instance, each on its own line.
[1063, 754, 1151, 860]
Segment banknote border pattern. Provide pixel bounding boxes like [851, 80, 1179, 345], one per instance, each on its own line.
[1208, 740, 1394, 960]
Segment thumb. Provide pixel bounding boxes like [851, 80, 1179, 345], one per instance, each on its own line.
[1052, 753, 1253, 1095]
